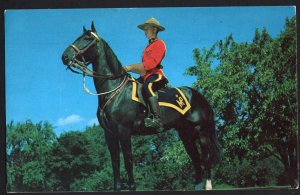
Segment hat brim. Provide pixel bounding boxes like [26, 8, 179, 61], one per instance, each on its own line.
[138, 23, 165, 31]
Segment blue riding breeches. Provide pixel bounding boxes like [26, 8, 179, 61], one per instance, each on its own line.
[142, 74, 168, 99]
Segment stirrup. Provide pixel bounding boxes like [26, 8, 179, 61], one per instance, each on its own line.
[144, 117, 164, 132]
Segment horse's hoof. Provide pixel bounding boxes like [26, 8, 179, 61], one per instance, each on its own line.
[114, 183, 122, 191]
[129, 184, 136, 191]
[205, 179, 212, 190]
[195, 182, 203, 190]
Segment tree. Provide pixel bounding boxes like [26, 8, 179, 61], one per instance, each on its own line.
[47, 130, 100, 191]
[131, 130, 196, 190]
[6, 120, 57, 191]
[185, 16, 297, 187]
[68, 125, 113, 191]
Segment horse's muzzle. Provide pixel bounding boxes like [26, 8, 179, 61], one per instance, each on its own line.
[62, 53, 71, 66]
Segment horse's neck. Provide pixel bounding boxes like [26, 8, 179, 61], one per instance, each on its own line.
[92, 40, 125, 96]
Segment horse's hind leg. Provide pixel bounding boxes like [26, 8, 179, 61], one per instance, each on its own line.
[178, 129, 204, 190]
[198, 132, 213, 190]
[120, 135, 136, 191]
[196, 123, 219, 190]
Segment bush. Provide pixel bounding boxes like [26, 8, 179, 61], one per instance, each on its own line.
[70, 168, 113, 191]
[213, 156, 285, 187]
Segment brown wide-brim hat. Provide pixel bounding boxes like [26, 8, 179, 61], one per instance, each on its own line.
[138, 17, 165, 31]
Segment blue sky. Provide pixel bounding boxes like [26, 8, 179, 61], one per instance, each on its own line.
[5, 6, 295, 136]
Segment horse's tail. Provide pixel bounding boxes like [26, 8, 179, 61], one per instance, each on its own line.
[206, 118, 221, 165]
[189, 87, 221, 165]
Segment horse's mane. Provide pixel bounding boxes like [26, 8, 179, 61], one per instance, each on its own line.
[101, 38, 123, 69]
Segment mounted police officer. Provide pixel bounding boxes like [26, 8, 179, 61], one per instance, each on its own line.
[124, 17, 168, 131]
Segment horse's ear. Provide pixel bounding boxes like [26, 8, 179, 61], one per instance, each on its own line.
[91, 21, 97, 32]
[83, 26, 87, 33]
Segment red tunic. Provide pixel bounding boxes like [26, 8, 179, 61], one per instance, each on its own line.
[141, 38, 166, 81]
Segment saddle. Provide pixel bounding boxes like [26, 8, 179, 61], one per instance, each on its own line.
[130, 78, 191, 115]
[129, 78, 191, 134]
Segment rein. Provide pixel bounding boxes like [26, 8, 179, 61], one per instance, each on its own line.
[83, 74, 128, 96]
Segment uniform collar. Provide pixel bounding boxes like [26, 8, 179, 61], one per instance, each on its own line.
[148, 38, 158, 44]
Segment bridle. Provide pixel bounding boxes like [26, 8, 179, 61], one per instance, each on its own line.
[66, 31, 126, 80]
[66, 31, 128, 96]
[64, 28, 132, 134]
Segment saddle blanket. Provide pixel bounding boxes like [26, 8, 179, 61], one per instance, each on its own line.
[131, 81, 191, 115]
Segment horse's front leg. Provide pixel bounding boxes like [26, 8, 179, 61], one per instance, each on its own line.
[120, 129, 136, 191]
[105, 132, 121, 191]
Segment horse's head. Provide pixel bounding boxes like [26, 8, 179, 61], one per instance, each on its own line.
[62, 22, 101, 69]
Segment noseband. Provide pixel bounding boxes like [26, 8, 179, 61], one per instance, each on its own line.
[67, 31, 126, 80]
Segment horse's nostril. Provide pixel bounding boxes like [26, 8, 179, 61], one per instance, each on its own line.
[62, 54, 69, 64]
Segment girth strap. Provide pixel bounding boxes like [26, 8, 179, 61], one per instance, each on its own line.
[98, 77, 129, 134]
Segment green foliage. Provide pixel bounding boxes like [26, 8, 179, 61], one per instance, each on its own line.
[6, 120, 57, 191]
[214, 156, 284, 187]
[185, 16, 297, 187]
[47, 126, 111, 191]
[70, 167, 113, 191]
[67, 125, 113, 191]
[132, 131, 195, 190]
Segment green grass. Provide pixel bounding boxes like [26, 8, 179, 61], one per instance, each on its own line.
[213, 184, 291, 190]
[214, 183, 236, 189]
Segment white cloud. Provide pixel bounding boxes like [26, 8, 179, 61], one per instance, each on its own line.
[87, 118, 99, 126]
[57, 114, 83, 126]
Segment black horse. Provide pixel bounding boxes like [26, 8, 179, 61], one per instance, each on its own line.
[62, 23, 220, 191]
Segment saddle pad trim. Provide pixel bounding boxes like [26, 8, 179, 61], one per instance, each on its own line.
[132, 81, 142, 103]
[131, 81, 191, 115]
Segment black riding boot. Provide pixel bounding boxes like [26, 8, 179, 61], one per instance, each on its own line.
[144, 96, 164, 132]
